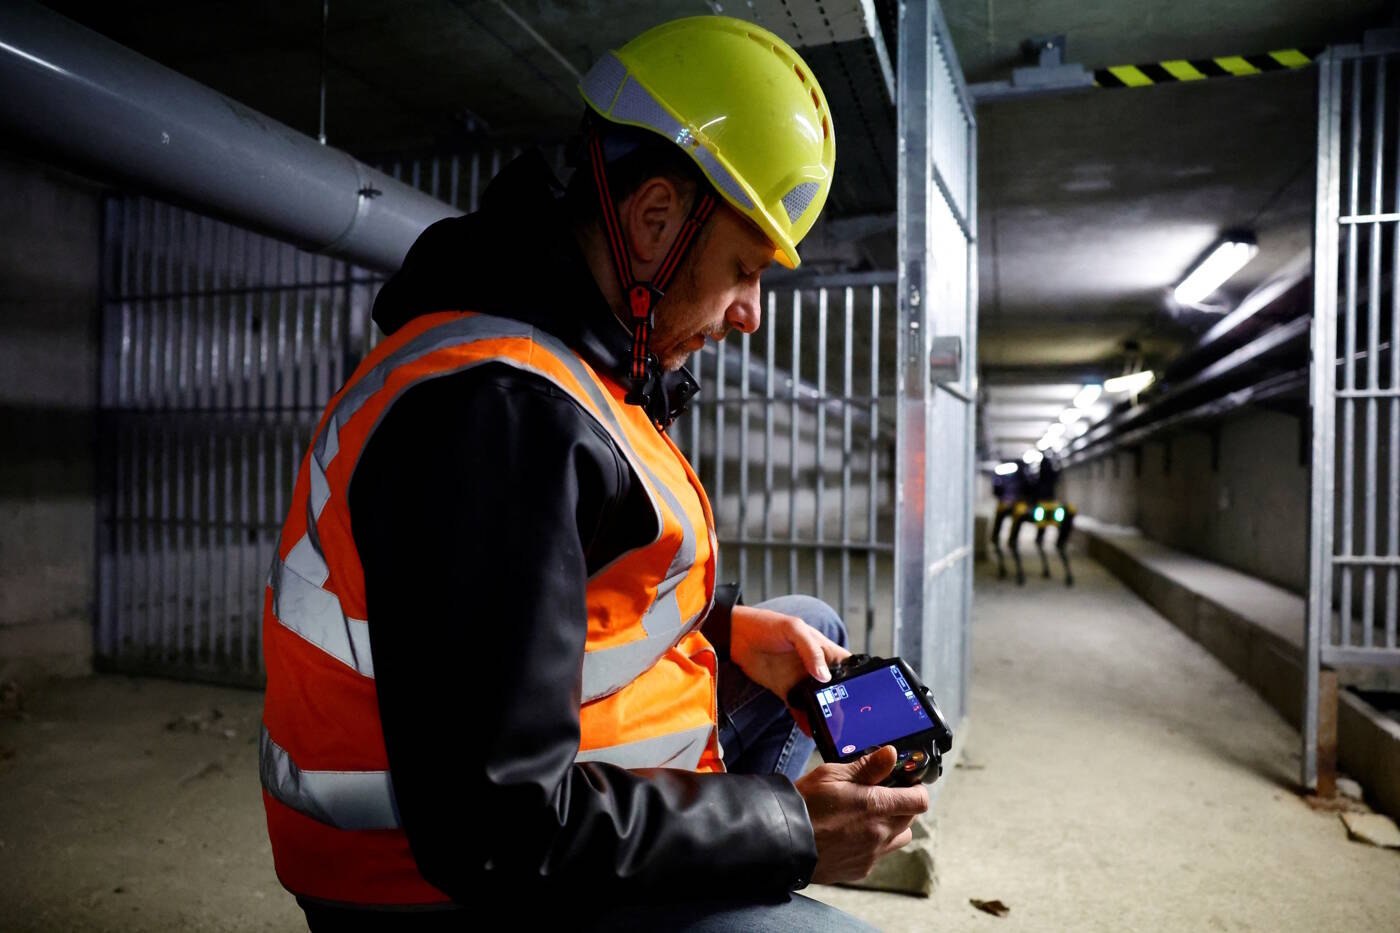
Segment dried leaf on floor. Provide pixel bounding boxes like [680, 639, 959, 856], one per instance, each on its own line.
[970, 898, 1010, 917]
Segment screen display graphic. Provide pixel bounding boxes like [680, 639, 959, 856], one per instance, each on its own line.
[817, 664, 929, 756]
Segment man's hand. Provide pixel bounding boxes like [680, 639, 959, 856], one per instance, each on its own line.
[728, 604, 850, 704]
[794, 746, 930, 884]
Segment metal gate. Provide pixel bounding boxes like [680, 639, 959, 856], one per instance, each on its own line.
[896, 0, 978, 729]
[94, 145, 531, 685]
[671, 274, 898, 654]
[94, 8, 978, 717]
[1305, 41, 1400, 788]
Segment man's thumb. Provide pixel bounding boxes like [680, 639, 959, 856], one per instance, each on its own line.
[846, 745, 897, 785]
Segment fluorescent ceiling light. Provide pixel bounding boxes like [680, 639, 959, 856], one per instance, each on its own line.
[1044, 422, 1067, 437]
[1059, 408, 1085, 425]
[1052, 437, 1067, 451]
[1068, 420, 1089, 438]
[1073, 384, 1102, 409]
[995, 462, 1019, 475]
[1037, 437, 1053, 450]
[1023, 449, 1043, 464]
[1104, 370, 1155, 395]
[1173, 236, 1259, 306]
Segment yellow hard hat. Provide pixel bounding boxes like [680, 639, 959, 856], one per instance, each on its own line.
[579, 16, 836, 269]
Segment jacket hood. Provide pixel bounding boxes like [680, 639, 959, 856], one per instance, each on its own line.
[370, 149, 699, 424]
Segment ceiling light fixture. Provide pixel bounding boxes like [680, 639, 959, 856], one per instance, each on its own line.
[1104, 370, 1155, 395]
[1023, 449, 1043, 465]
[995, 462, 1019, 476]
[1173, 234, 1259, 306]
[1058, 408, 1085, 425]
[1073, 384, 1102, 409]
[1044, 422, 1067, 437]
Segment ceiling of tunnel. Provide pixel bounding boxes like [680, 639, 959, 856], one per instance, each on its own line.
[939, 0, 1393, 462]
[25, 0, 1399, 465]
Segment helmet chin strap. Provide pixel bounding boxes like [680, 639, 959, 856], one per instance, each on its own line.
[585, 121, 716, 422]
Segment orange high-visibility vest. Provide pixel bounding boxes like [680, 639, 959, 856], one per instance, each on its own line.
[260, 311, 721, 906]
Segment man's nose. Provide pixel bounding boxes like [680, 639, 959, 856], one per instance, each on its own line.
[726, 282, 762, 334]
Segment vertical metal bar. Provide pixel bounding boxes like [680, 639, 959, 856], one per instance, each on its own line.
[190, 217, 207, 663]
[469, 151, 481, 213]
[840, 286, 853, 624]
[962, 104, 980, 721]
[490, 148, 502, 184]
[241, 233, 257, 671]
[867, 286, 881, 653]
[738, 330, 751, 594]
[160, 203, 176, 660]
[1305, 51, 1343, 791]
[114, 197, 134, 658]
[689, 348, 702, 476]
[1389, 52, 1400, 649]
[225, 409, 236, 665]
[175, 210, 192, 661]
[714, 339, 726, 581]
[1341, 60, 1361, 648]
[208, 222, 226, 658]
[449, 154, 461, 210]
[895, 0, 931, 669]
[815, 288, 828, 600]
[763, 290, 776, 601]
[430, 156, 441, 201]
[1363, 57, 1383, 645]
[144, 417, 156, 658]
[789, 290, 802, 593]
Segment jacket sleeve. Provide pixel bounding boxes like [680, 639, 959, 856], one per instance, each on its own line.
[349, 366, 817, 904]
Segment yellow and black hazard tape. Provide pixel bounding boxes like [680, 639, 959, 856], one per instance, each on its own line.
[1093, 47, 1324, 88]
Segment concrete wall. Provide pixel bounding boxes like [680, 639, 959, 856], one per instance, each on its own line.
[0, 151, 101, 684]
[1059, 408, 1309, 594]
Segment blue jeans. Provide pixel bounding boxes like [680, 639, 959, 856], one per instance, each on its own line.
[717, 595, 850, 784]
[579, 596, 867, 933]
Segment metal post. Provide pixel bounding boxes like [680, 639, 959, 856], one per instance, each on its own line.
[895, 0, 932, 667]
[738, 330, 751, 594]
[1340, 60, 1361, 649]
[815, 288, 828, 600]
[789, 291, 802, 592]
[715, 337, 726, 581]
[763, 290, 776, 601]
[1305, 50, 1343, 791]
[840, 287, 853, 624]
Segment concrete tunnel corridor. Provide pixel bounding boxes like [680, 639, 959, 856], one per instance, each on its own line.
[3, 0, 1400, 930]
[1, 560, 1396, 931]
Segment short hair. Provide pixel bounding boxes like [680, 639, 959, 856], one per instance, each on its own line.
[564, 113, 710, 228]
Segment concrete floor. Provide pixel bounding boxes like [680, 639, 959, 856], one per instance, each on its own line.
[1, 559, 1397, 932]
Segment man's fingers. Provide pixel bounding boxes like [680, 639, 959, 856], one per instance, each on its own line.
[865, 784, 930, 817]
[878, 826, 915, 856]
[847, 745, 898, 785]
[786, 620, 833, 682]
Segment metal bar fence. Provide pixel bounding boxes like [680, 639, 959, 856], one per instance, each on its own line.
[1304, 45, 1400, 789]
[671, 277, 899, 656]
[96, 143, 529, 684]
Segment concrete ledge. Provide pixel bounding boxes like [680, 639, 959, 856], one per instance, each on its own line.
[1081, 523, 1400, 823]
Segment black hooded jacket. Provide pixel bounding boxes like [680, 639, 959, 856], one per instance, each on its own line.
[344, 150, 818, 915]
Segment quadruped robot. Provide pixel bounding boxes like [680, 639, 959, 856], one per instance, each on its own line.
[990, 458, 1076, 587]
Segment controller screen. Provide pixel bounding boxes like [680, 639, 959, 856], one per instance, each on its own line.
[815, 664, 930, 757]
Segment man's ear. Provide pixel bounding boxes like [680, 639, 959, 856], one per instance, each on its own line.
[622, 177, 685, 265]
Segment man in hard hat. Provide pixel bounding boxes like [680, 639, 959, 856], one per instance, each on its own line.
[260, 16, 927, 930]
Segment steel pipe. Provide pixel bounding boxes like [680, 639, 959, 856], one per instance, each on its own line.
[0, 0, 457, 273]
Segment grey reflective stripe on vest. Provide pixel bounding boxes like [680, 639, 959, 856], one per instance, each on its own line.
[530, 332, 713, 702]
[260, 724, 401, 830]
[269, 314, 707, 707]
[573, 723, 714, 771]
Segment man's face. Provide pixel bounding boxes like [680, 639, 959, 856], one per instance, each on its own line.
[649, 205, 774, 372]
